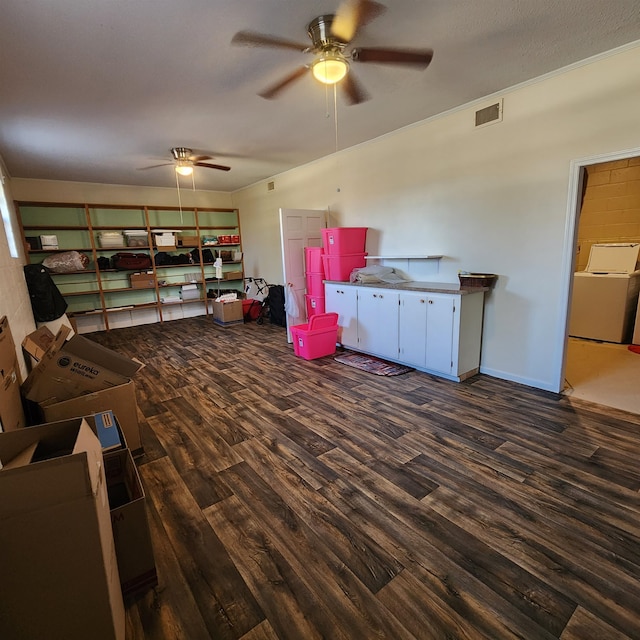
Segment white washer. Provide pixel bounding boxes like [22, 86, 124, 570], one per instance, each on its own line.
[569, 243, 640, 343]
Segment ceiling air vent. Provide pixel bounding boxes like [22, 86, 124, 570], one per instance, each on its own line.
[475, 99, 503, 128]
[267, 181, 275, 191]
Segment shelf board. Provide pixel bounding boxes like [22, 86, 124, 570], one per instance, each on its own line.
[365, 255, 444, 260]
[22, 225, 88, 231]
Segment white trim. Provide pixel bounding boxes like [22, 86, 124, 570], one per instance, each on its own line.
[479, 367, 558, 393]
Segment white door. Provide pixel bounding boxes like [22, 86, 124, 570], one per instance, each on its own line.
[279, 208, 326, 341]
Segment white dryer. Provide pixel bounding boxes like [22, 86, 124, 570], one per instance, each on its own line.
[569, 243, 640, 343]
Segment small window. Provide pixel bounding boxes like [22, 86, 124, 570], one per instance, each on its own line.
[0, 171, 19, 258]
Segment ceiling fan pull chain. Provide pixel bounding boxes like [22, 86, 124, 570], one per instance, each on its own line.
[334, 83, 339, 154]
[175, 171, 184, 222]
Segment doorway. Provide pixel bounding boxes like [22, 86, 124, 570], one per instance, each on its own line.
[562, 152, 640, 414]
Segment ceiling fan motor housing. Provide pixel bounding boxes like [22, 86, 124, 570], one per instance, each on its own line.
[171, 147, 193, 161]
[307, 15, 346, 49]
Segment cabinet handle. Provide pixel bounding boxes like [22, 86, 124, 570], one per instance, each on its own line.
[420, 299, 425, 304]
[428, 299, 433, 304]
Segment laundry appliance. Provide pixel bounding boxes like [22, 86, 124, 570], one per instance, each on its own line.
[569, 243, 640, 343]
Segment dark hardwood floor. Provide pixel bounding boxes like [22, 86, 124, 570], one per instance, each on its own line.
[90, 316, 640, 639]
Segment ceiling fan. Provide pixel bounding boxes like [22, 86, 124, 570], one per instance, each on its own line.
[231, 0, 433, 105]
[141, 147, 231, 176]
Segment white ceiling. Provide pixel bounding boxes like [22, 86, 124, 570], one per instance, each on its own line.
[1, 0, 639, 193]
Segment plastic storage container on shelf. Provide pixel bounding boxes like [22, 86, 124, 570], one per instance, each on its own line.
[304, 247, 325, 274]
[322, 253, 368, 281]
[98, 231, 125, 248]
[306, 272, 325, 297]
[305, 294, 325, 318]
[290, 312, 339, 360]
[124, 230, 148, 248]
[321, 227, 368, 256]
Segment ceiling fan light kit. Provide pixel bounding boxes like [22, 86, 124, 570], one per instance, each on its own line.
[175, 162, 194, 176]
[312, 54, 349, 85]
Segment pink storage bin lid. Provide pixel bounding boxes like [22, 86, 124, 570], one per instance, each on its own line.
[308, 312, 338, 331]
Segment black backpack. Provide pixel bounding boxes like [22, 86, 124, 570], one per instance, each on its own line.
[266, 284, 286, 327]
[23, 264, 68, 322]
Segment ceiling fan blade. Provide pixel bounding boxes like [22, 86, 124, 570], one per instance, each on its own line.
[189, 155, 212, 162]
[342, 71, 370, 105]
[138, 162, 172, 170]
[232, 30, 310, 52]
[352, 47, 434, 68]
[194, 162, 231, 172]
[332, 0, 386, 43]
[258, 66, 309, 100]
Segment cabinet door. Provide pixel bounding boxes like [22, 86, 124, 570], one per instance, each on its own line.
[425, 294, 455, 375]
[399, 292, 428, 367]
[357, 288, 399, 359]
[325, 284, 358, 348]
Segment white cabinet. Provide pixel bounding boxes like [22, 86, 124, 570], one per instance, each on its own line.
[327, 282, 485, 382]
[399, 292, 428, 367]
[424, 293, 455, 375]
[325, 283, 358, 348]
[356, 287, 399, 360]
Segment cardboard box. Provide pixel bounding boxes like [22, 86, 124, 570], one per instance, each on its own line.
[0, 316, 26, 432]
[22, 327, 144, 453]
[0, 418, 125, 640]
[41, 379, 142, 454]
[22, 325, 56, 363]
[105, 448, 157, 599]
[179, 234, 200, 247]
[130, 272, 156, 289]
[212, 299, 244, 326]
[224, 270, 243, 281]
[22, 326, 143, 406]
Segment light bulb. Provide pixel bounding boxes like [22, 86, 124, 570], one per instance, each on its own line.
[312, 54, 348, 85]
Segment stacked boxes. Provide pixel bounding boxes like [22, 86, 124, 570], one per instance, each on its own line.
[304, 246, 326, 318]
[21, 325, 145, 454]
[321, 227, 368, 281]
[0, 418, 126, 639]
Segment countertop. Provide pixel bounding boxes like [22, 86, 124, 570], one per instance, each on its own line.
[323, 280, 489, 295]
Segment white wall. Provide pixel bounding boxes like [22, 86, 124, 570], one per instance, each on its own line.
[231, 43, 640, 393]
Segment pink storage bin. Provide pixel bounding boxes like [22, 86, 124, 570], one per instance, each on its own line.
[322, 227, 368, 255]
[322, 253, 368, 281]
[305, 294, 325, 318]
[291, 313, 339, 360]
[304, 246, 324, 274]
[306, 272, 325, 297]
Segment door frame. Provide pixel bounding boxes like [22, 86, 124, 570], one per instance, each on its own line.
[556, 145, 640, 393]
